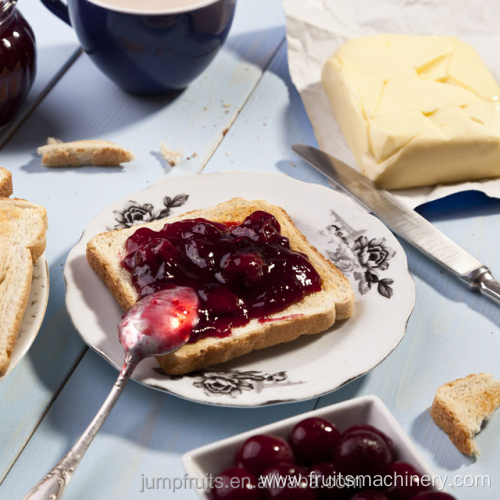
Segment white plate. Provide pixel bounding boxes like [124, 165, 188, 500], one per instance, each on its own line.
[183, 395, 442, 499]
[1, 255, 50, 380]
[64, 171, 415, 407]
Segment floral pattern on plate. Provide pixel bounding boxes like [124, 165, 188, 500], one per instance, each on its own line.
[321, 210, 396, 298]
[113, 194, 189, 229]
[154, 368, 299, 398]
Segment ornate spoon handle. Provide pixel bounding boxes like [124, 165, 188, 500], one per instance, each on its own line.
[22, 354, 139, 500]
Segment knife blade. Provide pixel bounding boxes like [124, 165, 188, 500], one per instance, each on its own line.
[292, 143, 500, 306]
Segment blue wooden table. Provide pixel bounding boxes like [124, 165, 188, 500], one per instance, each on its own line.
[1, 1, 500, 499]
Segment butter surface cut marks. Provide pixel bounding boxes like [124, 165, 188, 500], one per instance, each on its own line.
[322, 35, 500, 189]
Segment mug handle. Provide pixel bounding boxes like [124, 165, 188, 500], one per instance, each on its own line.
[40, 0, 71, 26]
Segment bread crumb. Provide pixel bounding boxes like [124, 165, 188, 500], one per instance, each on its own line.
[160, 141, 182, 166]
[47, 137, 63, 145]
[226, 151, 232, 157]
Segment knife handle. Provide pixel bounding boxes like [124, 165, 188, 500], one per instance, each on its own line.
[464, 267, 500, 307]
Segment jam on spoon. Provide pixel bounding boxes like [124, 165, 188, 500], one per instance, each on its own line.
[121, 211, 322, 342]
[21, 287, 199, 500]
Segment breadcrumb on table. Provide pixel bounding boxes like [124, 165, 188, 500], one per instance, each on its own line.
[160, 141, 182, 166]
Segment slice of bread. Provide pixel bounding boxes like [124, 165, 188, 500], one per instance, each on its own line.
[37, 139, 135, 167]
[87, 198, 354, 375]
[0, 168, 12, 197]
[0, 198, 48, 376]
[430, 373, 500, 456]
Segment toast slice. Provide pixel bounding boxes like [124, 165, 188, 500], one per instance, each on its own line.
[0, 198, 48, 376]
[87, 198, 354, 375]
[430, 373, 500, 456]
[0, 168, 12, 197]
[37, 139, 135, 167]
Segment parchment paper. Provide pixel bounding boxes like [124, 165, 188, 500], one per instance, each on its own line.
[284, 0, 500, 208]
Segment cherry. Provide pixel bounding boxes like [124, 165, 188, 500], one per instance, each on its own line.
[409, 493, 457, 500]
[307, 462, 348, 499]
[135, 239, 178, 267]
[334, 431, 392, 478]
[261, 463, 317, 500]
[342, 425, 394, 461]
[289, 417, 341, 465]
[220, 252, 267, 287]
[232, 211, 281, 243]
[236, 435, 295, 476]
[351, 490, 390, 500]
[126, 227, 164, 253]
[210, 467, 260, 500]
[386, 462, 430, 499]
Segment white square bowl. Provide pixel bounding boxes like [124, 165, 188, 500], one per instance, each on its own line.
[182, 395, 438, 499]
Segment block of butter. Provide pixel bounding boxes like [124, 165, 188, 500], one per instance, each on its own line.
[322, 35, 500, 190]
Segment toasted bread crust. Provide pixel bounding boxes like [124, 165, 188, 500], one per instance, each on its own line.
[430, 373, 500, 456]
[0, 168, 13, 197]
[87, 198, 354, 374]
[38, 140, 135, 167]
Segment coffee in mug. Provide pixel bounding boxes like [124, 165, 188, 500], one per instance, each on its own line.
[90, 0, 217, 12]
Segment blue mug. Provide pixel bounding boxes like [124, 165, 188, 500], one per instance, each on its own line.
[40, 0, 236, 94]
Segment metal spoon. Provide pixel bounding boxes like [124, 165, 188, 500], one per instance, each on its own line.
[22, 286, 199, 500]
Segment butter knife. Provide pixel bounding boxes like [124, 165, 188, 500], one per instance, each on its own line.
[292, 144, 500, 306]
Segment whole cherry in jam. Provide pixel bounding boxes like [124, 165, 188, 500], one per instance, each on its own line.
[288, 417, 340, 465]
[220, 252, 267, 287]
[386, 462, 430, 500]
[121, 211, 322, 343]
[261, 463, 317, 500]
[236, 435, 295, 476]
[334, 430, 392, 478]
[307, 462, 347, 500]
[210, 467, 260, 500]
[351, 490, 390, 500]
[342, 425, 394, 461]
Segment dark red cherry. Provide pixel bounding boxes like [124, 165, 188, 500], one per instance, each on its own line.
[262, 463, 317, 500]
[126, 227, 164, 253]
[232, 211, 281, 243]
[351, 490, 390, 500]
[334, 431, 392, 477]
[289, 418, 341, 465]
[386, 462, 430, 499]
[211, 467, 260, 500]
[220, 252, 267, 287]
[307, 462, 347, 499]
[409, 493, 457, 500]
[236, 435, 295, 476]
[342, 425, 394, 461]
[135, 239, 178, 267]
